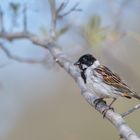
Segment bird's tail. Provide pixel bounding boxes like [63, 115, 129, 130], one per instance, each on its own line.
[132, 92, 140, 100]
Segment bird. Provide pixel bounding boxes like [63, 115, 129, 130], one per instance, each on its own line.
[74, 54, 140, 112]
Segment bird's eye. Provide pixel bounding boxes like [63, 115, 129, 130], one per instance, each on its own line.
[83, 57, 87, 62]
[87, 61, 92, 66]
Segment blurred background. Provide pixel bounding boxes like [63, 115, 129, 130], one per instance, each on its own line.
[0, 0, 140, 139]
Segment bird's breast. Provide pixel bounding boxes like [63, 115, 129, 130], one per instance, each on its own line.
[86, 76, 119, 98]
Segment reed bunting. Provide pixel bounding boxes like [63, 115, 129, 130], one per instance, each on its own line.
[74, 54, 140, 111]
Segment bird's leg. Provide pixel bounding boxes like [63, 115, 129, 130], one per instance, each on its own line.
[108, 98, 117, 110]
[94, 98, 106, 109]
[102, 98, 117, 118]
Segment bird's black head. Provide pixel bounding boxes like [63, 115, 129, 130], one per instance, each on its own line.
[74, 54, 96, 70]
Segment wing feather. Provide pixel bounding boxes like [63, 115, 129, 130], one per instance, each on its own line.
[95, 65, 132, 96]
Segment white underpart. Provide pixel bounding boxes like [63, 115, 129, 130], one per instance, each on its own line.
[85, 61, 120, 99]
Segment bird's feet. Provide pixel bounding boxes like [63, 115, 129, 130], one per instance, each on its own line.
[102, 106, 114, 118]
[94, 98, 115, 118]
[94, 98, 106, 109]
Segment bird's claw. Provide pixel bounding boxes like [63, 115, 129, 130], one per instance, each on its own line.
[94, 98, 115, 118]
[94, 98, 106, 109]
[102, 106, 114, 118]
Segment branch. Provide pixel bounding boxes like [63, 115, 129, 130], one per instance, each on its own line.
[49, 0, 57, 39]
[23, 4, 27, 32]
[0, 31, 48, 46]
[121, 104, 140, 118]
[58, 2, 82, 18]
[56, 0, 69, 14]
[0, 43, 47, 64]
[0, 6, 4, 32]
[47, 44, 140, 140]
[0, 30, 140, 140]
[48, 0, 81, 39]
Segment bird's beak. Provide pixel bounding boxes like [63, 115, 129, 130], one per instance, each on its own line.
[74, 61, 80, 66]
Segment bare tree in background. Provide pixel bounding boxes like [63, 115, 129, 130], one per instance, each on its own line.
[0, 1, 140, 140]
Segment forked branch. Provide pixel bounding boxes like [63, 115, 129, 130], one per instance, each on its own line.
[0, 43, 47, 63]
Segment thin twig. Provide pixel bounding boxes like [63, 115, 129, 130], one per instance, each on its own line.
[49, 0, 57, 39]
[121, 104, 140, 118]
[0, 6, 4, 32]
[48, 0, 81, 40]
[58, 2, 82, 18]
[0, 43, 47, 63]
[23, 4, 27, 32]
[56, 0, 69, 14]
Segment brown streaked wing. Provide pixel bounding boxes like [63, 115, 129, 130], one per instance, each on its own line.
[95, 65, 132, 94]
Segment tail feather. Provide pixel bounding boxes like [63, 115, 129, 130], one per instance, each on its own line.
[123, 93, 132, 99]
[132, 93, 140, 100]
[123, 91, 140, 100]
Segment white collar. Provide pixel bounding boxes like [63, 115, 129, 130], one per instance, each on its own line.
[91, 60, 100, 69]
